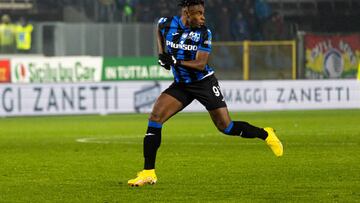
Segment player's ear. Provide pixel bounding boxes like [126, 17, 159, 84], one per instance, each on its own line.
[182, 7, 189, 18]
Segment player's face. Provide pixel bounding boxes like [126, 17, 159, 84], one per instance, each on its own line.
[186, 5, 205, 28]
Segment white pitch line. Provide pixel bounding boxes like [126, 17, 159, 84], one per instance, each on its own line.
[75, 137, 359, 146]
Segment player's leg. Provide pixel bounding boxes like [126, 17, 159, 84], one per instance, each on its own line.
[128, 83, 193, 187]
[189, 75, 264, 138]
[144, 93, 184, 170]
[191, 75, 283, 156]
[209, 107, 267, 139]
[128, 93, 183, 187]
[208, 107, 283, 157]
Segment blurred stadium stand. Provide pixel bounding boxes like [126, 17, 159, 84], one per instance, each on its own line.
[1, 0, 358, 32]
[1, 0, 359, 80]
[268, 0, 360, 32]
[2, 0, 359, 52]
[1, 0, 358, 38]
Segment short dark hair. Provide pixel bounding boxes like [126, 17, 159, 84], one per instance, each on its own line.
[178, 0, 205, 7]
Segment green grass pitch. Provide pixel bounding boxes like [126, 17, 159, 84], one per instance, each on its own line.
[0, 110, 359, 202]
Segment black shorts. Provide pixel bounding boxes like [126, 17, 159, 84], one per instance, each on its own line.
[163, 74, 227, 111]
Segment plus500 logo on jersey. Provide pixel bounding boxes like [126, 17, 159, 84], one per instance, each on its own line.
[166, 41, 198, 51]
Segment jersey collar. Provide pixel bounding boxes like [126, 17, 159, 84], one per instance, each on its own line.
[177, 16, 190, 31]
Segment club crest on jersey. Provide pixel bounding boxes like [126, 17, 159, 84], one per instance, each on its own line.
[189, 32, 200, 42]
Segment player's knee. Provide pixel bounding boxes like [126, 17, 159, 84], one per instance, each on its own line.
[149, 112, 163, 124]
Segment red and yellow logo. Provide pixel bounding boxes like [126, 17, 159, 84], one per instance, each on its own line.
[0, 60, 11, 83]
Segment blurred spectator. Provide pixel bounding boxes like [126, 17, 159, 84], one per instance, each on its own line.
[157, 0, 171, 18]
[31, 0, 292, 41]
[228, 0, 239, 17]
[255, 0, 271, 22]
[219, 6, 231, 41]
[231, 12, 250, 41]
[262, 12, 286, 70]
[211, 46, 236, 70]
[247, 7, 263, 40]
[98, 0, 116, 22]
[134, 2, 154, 23]
[241, 0, 254, 20]
[122, 0, 134, 23]
[255, 0, 271, 40]
[263, 12, 285, 40]
[15, 17, 34, 53]
[0, 14, 16, 54]
[203, 0, 217, 39]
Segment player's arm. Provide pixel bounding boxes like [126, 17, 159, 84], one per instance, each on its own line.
[181, 28, 212, 71]
[161, 28, 212, 71]
[157, 30, 171, 70]
[157, 18, 171, 70]
[179, 51, 209, 71]
[157, 27, 165, 54]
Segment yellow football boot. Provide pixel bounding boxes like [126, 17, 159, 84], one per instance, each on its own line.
[264, 127, 283, 157]
[128, 169, 157, 187]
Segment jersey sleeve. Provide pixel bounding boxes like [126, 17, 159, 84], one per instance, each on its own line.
[157, 17, 168, 34]
[198, 29, 212, 53]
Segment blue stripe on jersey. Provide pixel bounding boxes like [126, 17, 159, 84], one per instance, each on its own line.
[171, 67, 180, 83]
[205, 65, 213, 73]
[170, 17, 191, 82]
[191, 30, 202, 80]
[167, 19, 178, 55]
[196, 71, 204, 80]
[179, 67, 191, 83]
[176, 18, 186, 58]
[178, 16, 186, 29]
[177, 54, 185, 60]
[199, 28, 212, 53]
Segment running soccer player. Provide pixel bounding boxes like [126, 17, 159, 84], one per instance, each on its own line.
[128, 0, 283, 187]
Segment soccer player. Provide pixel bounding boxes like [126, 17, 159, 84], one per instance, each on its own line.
[128, 0, 283, 187]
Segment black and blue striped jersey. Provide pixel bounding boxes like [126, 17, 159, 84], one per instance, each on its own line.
[158, 16, 214, 83]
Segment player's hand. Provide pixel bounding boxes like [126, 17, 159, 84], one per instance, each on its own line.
[158, 54, 171, 70]
[159, 53, 181, 67]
